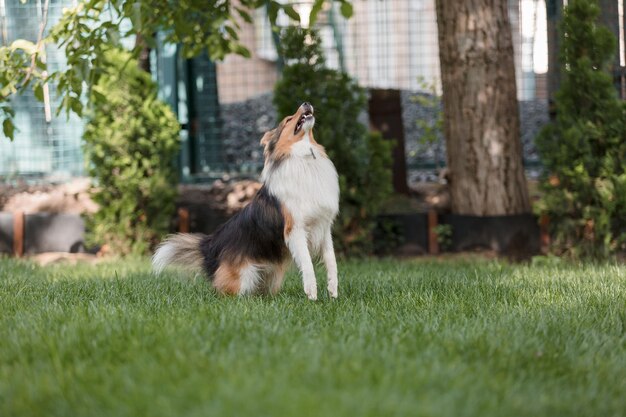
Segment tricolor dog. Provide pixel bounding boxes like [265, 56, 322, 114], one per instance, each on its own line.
[153, 102, 339, 300]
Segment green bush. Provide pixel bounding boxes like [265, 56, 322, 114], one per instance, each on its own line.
[535, 0, 626, 258]
[83, 50, 180, 255]
[274, 27, 393, 256]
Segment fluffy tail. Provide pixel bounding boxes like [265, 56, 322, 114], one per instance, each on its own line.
[152, 233, 206, 275]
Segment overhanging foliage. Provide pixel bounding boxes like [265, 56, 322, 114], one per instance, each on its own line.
[0, 0, 353, 140]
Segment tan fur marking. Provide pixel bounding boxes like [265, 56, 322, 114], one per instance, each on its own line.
[260, 129, 275, 146]
[273, 128, 305, 160]
[281, 204, 294, 237]
[213, 263, 241, 295]
[268, 261, 288, 295]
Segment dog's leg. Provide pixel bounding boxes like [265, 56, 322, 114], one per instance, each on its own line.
[286, 227, 317, 300]
[260, 262, 287, 295]
[322, 228, 338, 298]
[269, 261, 288, 295]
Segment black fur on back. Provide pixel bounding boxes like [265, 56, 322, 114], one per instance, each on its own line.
[199, 186, 287, 278]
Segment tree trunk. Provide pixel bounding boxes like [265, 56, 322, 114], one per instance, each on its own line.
[135, 33, 151, 74]
[435, 0, 530, 215]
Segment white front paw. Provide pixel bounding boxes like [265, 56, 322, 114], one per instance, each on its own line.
[304, 281, 318, 301]
[328, 281, 338, 299]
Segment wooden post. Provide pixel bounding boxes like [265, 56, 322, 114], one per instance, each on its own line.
[368, 89, 410, 195]
[428, 210, 439, 255]
[178, 207, 190, 233]
[13, 211, 24, 257]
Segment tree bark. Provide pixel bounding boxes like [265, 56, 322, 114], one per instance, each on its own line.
[135, 33, 151, 74]
[435, 0, 531, 215]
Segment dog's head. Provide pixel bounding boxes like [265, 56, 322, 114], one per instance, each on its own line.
[260, 102, 316, 162]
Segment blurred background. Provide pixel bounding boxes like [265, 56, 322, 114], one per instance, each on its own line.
[1, 0, 624, 260]
[0, 0, 566, 181]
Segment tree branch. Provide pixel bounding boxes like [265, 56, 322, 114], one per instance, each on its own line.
[23, 0, 50, 85]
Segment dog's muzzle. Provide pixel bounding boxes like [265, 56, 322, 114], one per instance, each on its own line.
[295, 102, 314, 134]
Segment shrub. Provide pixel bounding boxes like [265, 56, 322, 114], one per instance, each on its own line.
[535, 0, 626, 258]
[83, 50, 180, 255]
[274, 27, 393, 255]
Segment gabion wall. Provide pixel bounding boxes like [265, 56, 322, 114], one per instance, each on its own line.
[219, 91, 549, 183]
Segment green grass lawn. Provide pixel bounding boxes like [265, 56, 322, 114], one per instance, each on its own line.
[1, 257, 625, 417]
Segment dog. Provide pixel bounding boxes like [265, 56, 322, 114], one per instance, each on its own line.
[152, 102, 339, 300]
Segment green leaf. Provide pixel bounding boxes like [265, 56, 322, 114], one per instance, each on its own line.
[267, 1, 280, 25]
[340, 1, 353, 19]
[70, 98, 83, 116]
[34, 83, 44, 101]
[236, 7, 253, 24]
[233, 44, 251, 58]
[58, 94, 70, 117]
[1, 106, 15, 117]
[144, 33, 157, 49]
[91, 88, 106, 103]
[56, 76, 67, 94]
[106, 27, 120, 44]
[283, 5, 300, 22]
[78, 58, 90, 80]
[3, 118, 15, 140]
[35, 57, 47, 70]
[0, 85, 14, 97]
[224, 25, 239, 40]
[309, 0, 324, 26]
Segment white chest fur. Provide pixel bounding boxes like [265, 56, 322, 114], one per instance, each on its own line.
[263, 136, 340, 225]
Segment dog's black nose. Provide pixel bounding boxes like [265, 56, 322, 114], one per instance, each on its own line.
[301, 102, 313, 114]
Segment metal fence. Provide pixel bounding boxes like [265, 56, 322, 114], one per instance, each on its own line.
[1, 0, 621, 183]
[163, 0, 552, 182]
[0, 0, 84, 181]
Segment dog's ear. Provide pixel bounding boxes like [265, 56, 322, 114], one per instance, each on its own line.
[260, 129, 276, 147]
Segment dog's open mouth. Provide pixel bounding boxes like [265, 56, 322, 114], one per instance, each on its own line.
[294, 110, 314, 134]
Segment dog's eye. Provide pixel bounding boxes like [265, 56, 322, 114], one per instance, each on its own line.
[286, 117, 293, 122]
